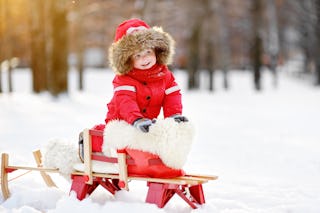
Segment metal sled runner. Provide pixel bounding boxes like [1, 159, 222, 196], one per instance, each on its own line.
[1, 129, 218, 209]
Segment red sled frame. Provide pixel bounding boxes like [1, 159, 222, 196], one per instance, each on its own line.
[1, 128, 218, 209]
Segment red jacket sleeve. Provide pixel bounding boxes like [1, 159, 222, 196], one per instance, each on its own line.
[106, 76, 143, 124]
[115, 91, 143, 124]
[163, 71, 183, 118]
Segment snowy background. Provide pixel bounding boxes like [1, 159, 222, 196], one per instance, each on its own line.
[1, 67, 320, 212]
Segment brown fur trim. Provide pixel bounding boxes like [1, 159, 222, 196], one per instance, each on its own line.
[108, 27, 175, 75]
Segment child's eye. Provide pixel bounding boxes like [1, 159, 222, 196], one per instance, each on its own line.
[134, 54, 141, 59]
[146, 50, 152, 54]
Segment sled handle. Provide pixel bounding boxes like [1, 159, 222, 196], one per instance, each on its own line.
[1, 153, 10, 200]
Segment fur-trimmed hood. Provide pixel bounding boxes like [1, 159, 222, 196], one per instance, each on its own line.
[108, 19, 175, 75]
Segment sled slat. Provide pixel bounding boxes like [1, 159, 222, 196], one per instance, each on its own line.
[4, 166, 59, 172]
[117, 152, 129, 190]
[72, 171, 120, 179]
[83, 129, 93, 184]
[130, 176, 198, 185]
[183, 174, 218, 181]
[71, 171, 208, 185]
[33, 150, 57, 187]
[185, 173, 218, 179]
[1, 153, 10, 200]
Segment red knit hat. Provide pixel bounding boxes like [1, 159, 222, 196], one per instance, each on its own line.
[114, 19, 150, 42]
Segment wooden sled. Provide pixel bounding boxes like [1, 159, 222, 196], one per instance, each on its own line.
[1, 128, 218, 209]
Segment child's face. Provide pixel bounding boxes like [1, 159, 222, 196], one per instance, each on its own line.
[132, 49, 156, 70]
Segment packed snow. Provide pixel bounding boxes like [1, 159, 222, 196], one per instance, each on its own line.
[1, 67, 320, 213]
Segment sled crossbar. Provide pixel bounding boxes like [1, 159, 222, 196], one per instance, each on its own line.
[4, 165, 58, 173]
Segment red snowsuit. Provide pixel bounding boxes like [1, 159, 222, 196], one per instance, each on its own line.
[105, 64, 182, 124]
[92, 64, 185, 178]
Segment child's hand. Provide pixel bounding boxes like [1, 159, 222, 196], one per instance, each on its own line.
[171, 114, 189, 123]
[133, 118, 154, 133]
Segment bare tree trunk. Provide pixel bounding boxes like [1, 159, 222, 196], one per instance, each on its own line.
[4, 0, 13, 93]
[0, 0, 3, 93]
[266, 0, 279, 88]
[0, 67, 2, 93]
[206, 38, 215, 91]
[48, 0, 68, 96]
[74, 0, 85, 91]
[253, 36, 263, 91]
[187, 22, 201, 89]
[76, 34, 84, 91]
[30, 0, 48, 93]
[0, 65, 2, 93]
[315, 0, 320, 85]
[204, 0, 215, 92]
[300, 0, 315, 75]
[251, 0, 263, 91]
[216, 0, 230, 90]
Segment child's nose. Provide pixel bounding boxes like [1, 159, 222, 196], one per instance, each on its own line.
[141, 53, 149, 60]
[142, 52, 148, 58]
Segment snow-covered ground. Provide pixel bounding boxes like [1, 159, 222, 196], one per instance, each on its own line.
[1, 68, 320, 213]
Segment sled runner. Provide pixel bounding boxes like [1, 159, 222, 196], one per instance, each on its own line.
[1, 128, 218, 209]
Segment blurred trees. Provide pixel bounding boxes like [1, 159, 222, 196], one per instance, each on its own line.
[215, 0, 231, 90]
[30, 0, 47, 93]
[266, 0, 280, 87]
[183, 0, 206, 90]
[314, 0, 320, 85]
[29, 0, 68, 96]
[0, 0, 4, 93]
[49, 0, 68, 96]
[289, 0, 320, 85]
[72, 0, 85, 91]
[251, 0, 263, 91]
[1, 0, 14, 93]
[1, 0, 320, 95]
